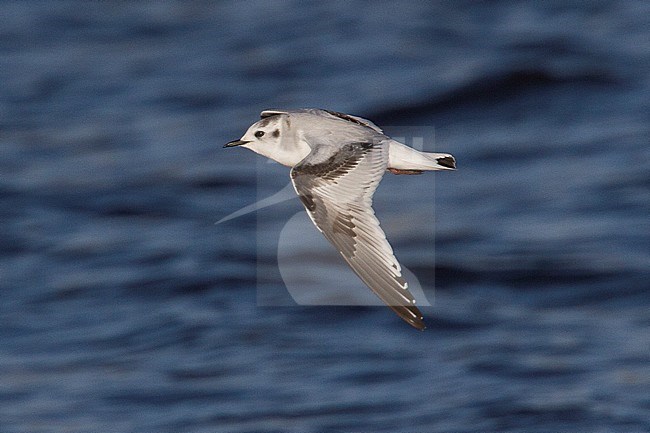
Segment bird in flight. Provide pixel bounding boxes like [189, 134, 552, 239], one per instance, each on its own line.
[225, 109, 455, 329]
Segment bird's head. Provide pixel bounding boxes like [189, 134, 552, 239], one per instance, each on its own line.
[224, 114, 286, 157]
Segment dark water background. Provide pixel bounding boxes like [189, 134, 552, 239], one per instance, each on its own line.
[1, 1, 649, 432]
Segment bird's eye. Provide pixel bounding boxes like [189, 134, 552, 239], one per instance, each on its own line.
[255, 131, 265, 138]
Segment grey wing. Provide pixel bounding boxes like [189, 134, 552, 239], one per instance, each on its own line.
[290, 140, 425, 330]
[260, 109, 290, 118]
[260, 109, 383, 133]
[321, 110, 383, 133]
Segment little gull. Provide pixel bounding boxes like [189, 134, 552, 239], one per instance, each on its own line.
[225, 109, 455, 330]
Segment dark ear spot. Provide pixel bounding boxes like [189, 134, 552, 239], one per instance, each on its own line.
[272, 129, 280, 138]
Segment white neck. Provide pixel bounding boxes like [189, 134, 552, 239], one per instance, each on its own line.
[250, 136, 311, 167]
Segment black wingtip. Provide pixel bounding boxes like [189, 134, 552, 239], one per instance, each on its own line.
[412, 318, 427, 331]
[437, 156, 456, 169]
[389, 305, 427, 331]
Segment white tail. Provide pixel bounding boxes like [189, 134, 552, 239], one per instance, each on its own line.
[387, 141, 456, 172]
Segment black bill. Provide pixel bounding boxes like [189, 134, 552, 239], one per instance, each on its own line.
[223, 139, 250, 148]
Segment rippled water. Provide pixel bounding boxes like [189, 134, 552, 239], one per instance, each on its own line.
[1, 1, 649, 432]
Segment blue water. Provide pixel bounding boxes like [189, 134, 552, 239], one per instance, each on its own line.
[1, 1, 649, 432]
